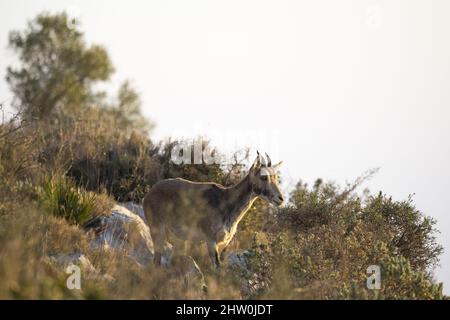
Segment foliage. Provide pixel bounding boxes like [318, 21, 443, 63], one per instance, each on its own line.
[340, 256, 444, 300]
[0, 204, 100, 299]
[68, 135, 230, 202]
[6, 12, 114, 119]
[0, 11, 445, 300]
[102, 80, 153, 135]
[237, 177, 444, 299]
[38, 174, 96, 225]
[63, 114, 160, 202]
[4, 12, 153, 202]
[155, 139, 228, 183]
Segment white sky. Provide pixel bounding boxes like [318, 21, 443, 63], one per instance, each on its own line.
[1, 0, 449, 294]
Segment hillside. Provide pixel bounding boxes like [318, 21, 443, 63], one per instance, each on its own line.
[0, 12, 445, 300]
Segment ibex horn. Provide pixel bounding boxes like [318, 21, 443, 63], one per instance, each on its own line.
[265, 153, 272, 167]
[259, 152, 267, 167]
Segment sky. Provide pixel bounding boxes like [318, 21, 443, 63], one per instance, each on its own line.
[0, 0, 449, 293]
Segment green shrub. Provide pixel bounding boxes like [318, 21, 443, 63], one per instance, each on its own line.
[1, 11, 446, 300]
[339, 256, 444, 300]
[39, 175, 95, 225]
[237, 175, 444, 299]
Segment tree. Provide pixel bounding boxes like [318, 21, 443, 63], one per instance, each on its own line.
[6, 12, 114, 119]
[99, 80, 153, 135]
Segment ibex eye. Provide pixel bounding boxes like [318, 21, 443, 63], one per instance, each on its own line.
[261, 175, 268, 181]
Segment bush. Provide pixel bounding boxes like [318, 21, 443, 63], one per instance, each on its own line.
[1, 11, 446, 300]
[30, 104, 160, 203]
[67, 125, 160, 203]
[39, 175, 96, 225]
[236, 176, 444, 299]
[339, 256, 445, 300]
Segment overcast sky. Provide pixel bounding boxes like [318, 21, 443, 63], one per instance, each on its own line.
[1, 0, 449, 293]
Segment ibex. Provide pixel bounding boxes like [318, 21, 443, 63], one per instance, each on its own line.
[143, 152, 284, 268]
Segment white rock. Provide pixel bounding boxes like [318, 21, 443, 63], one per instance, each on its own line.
[85, 203, 205, 292]
[120, 202, 146, 221]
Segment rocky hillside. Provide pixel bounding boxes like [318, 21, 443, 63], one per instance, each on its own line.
[0, 12, 445, 300]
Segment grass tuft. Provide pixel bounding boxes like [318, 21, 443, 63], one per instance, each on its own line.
[39, 175, 96, 225]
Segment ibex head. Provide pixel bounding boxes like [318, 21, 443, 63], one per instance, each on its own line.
[248, 151, 284, 206]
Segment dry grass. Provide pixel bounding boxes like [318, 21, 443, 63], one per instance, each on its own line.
[0, 106, 445, 300]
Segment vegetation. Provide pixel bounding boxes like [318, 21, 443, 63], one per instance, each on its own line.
[0, 12, 445, 299]
[237, 178, 443, 299]
[38, 175, 96, 225]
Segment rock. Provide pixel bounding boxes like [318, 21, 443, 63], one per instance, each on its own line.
[160, 242, 174, 268]
[48, 252, 114, 283]
[227, 250, 251, 272]
[83, 203, 204, 293]
[84, 204, 154, 266]
[51, 252, 96, 273]
[120, 202, 146, 221]
[227, 250, 268, 298]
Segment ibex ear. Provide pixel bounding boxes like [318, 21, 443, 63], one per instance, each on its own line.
[272, 161, 283, 170]
[249, 151, 261, 172]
